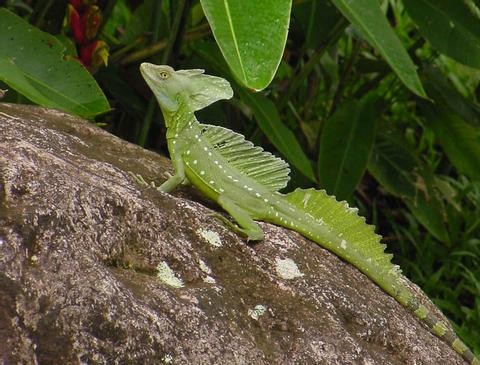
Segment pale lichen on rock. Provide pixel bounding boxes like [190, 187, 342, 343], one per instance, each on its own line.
[275, 257, 304, 280]
[156, 261, 184, 288]
[198, 228, 222, 248]
[248, 304, 267, 320]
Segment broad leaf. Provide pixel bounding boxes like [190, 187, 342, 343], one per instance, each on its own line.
[421, 103, 480, 181]
[318, 96, 378, 200]
[330, 0, 426, 97]
[293, 0, 342, 49]
[200, 0, 292, 91]
[119, 0, 156, 45]
[368, 132, 449, 242]
[423, 66, 480, 127]
[403, 0, 480, 69]
[0, 9, 109, 118]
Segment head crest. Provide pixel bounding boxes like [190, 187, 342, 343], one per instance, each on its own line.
[140, 63, 233, 112]
[178, 68, 233, 111]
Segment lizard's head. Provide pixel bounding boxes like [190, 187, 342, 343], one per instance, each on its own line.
[140, 63, 233, 113]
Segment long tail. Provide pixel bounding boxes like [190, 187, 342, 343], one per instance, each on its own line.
[276, 188, 479, 364]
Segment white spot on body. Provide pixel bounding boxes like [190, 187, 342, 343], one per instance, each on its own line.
[302, 193, 311, 208]
[200, 171, 205, 175]
[186, 150, 190, 155]
[275, 258, 304, 280]
[255, 193, 261, 197]
[193, 160, 197, 165]
[340, 240, 348, 249]
[209, 180, 214, 184]
[203, 147, 208, 151]
[157, 262, 184, 288]
[263, 198, 269, 203]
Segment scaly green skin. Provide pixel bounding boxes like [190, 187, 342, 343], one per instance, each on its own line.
[140, 63, 479, 365]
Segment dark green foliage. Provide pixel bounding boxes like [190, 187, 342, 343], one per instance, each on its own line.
[2, 0, 479, 354]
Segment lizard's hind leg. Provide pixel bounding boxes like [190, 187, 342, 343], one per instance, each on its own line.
[214, 195, 264, 241]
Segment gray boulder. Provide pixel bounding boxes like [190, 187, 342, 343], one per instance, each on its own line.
[0, 103, 465, 364]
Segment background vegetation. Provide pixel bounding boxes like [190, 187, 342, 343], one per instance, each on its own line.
[1, 0, 479, 354]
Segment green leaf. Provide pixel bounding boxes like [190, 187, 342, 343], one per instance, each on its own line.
[421, 103, 480, 181]
[0, 9, 109, 118]
[318, 96, 378, 200]
[330, 0, 426, 97]
[423, 66, 480, 127]
[236, 88, 316, 182]
[293, 0, 342, 49]
[200, 0, 292, 91]
[119, 0, 155, 45]
[403, 0, 480, 69]
[368, 132, 417, 198]
[368, 131, 449, 242]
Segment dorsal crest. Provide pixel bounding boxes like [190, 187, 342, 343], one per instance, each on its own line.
[201, 124, 291, 191]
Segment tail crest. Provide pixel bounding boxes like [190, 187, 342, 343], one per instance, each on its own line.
[284, 188, 401, 282]
[284, 188, 479, 364]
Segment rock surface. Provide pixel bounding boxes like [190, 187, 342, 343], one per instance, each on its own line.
[0, 103, 466, 364]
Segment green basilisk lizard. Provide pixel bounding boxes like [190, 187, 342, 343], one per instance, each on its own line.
[139, 62, 479, 365]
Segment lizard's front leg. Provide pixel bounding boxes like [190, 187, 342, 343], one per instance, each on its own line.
[157, 152, 187, 193]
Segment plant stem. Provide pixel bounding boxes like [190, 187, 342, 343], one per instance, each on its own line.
[138, 0, 164, 147]
[279, 18, 347, 109]
[32, 0, 53, 28]
[328, 39, 361, 117]
[138, 0, 188, 147]
[161, 0, 187, 65]
[119, 23, 209, 66]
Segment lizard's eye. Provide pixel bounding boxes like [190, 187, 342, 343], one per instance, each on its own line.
[159, 71, 169, 79]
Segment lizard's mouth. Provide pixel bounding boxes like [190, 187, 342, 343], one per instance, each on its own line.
[140, 63, 179, 113]
[140, 63, 161, 84]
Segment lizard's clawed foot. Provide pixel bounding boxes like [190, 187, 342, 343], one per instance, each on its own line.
[128, 171, 159, 189]
[209, 213, 264, 241]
